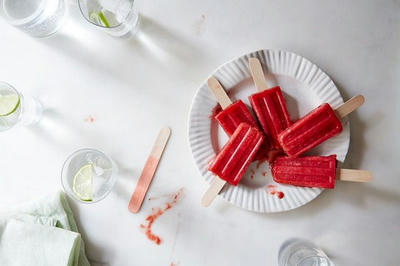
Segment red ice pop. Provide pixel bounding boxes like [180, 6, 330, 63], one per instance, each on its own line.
[201, 123, 264, 207]
[248, 58, 292, 149]
[271, 155, 372, 189]
[208, 77, 258, 136]
[209, 123, 264, 185]
[278, 95, 364, 158]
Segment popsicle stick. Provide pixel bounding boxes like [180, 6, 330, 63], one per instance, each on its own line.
[336, 169, 373, 182]
[203, 77, 232, 206]
[201, 177, 227, 207]
[207, 77, 232, 109]
[128, 127, 171, 213]
[248, 57, 269, 92]
[335, 95, 365, 119]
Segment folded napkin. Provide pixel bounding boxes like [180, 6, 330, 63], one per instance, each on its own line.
[0, 191, 90, 266]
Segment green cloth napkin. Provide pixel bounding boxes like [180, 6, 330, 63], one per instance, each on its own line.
[0, 191, 90, 266]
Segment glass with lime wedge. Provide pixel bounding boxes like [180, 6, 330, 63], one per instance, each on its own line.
[61, 148, 118, 203]
[0, 82, 43, 132]
[78, 0, 140, 38]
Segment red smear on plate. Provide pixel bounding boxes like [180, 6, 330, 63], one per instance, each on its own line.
[249, 169, 256, 179]
[266, 184, 285, 199]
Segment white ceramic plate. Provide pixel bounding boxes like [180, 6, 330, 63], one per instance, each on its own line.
[188, 49, 350, 213]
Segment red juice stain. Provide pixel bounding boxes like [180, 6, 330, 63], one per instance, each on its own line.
[261, 171, 267, 177]
[266, 184, 284, 199]
[209, 105, 222, 120]
[140, 188, 184, 245]
[250, 169, 255, 179]
[84, 115, 95, 123]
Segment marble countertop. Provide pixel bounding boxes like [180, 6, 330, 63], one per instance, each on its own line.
[0, 0, 399, 265]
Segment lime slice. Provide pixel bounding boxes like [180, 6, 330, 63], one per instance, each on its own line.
[89, 11, 110, 27]
[0, 94, 20, 116]
[72, 164, 93, 201]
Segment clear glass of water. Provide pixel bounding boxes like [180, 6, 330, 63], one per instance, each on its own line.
[0, 82, 43, 132]
[61, 148, 118, 203]
[278, 238, 334, 266]
[78, 0, 140, 38]
[0, 0, 67, 37]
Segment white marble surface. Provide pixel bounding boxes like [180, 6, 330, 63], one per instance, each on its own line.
[0, 0, 399, 265]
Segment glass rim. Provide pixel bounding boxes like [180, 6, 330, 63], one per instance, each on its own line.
[0, 81, 24, 124]
[77, 0, 135, 29]
[0, 81, 22, 98]
[1, 0, 48, 26]
[61, 147, 117, 204]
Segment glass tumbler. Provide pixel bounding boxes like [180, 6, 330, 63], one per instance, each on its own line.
[61, 148, 118, 203]
[278, 238, 334, 266]
[0, 82, 43, 131]
[0, 0, 67, 37]
[78, 0, 139, 38]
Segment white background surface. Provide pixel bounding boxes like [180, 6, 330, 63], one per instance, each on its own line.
[0, 1, 399, 265]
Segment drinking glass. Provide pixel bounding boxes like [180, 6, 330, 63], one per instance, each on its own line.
[0, 0, 67, 37]
[78, 0, 139, 38]
[0, 82, 43, 131]
[61, 148, 118, 203]
[278, 238, 334, 266]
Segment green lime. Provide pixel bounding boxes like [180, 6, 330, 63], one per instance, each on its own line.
[0, 94, 20, 116]
[72, 164, 93, 201]
[89, 11, 110, 28]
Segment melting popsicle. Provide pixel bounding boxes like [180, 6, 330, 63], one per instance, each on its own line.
[271, 155, 372, 189]
[278, 95, 364, 158]
[207, 77, 258, 136]
[201, 123, 264, 206]
[248, 58, 292, 149]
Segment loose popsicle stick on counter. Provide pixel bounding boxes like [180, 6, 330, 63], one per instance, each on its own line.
[271, 155, 372, 189]
[201, 123, 264, 207]
[128, 127, 171, 213]
[278, 95, 364, 158]
[248, 58, 292, 149]
[207, 77, 258, 136]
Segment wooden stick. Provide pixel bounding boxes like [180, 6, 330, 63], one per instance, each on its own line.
[207, 77, 233, 109]
[201, 177, 226, 207]
[248, 57, 269, 92]
[335, 95, 365, 119]
[128, 127, 171, 213]
[201, 77, 232, 207]
[335, 169, 372, 182]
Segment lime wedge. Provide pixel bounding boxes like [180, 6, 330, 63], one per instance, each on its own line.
[73, 164, 93, 201]
[89, 11, 110, 27]
[0, 94, 20, 116]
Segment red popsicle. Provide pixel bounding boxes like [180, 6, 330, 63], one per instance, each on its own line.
[209, 123, 264, 185]
[248, 58, 292, 149]
[215, 100, 257, 136]
[271, 155, 372, 189]
[207, 77, 258, 136]
[201, 123, 264, 207]
[278, 95, 364, 158]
